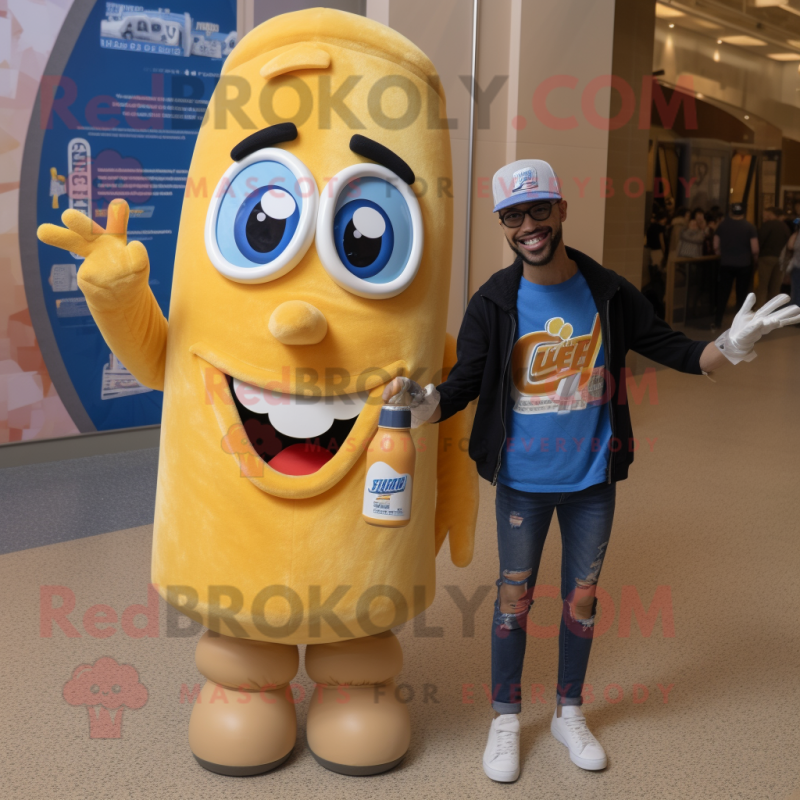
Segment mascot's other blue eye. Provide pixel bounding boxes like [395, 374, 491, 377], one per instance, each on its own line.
[333, 200, 394, 279]
[233, 185, 299, 265]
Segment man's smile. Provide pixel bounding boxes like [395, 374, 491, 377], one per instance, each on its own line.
[516, 227, 551, 253]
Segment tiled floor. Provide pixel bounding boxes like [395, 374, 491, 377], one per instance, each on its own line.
[0, 448, 158, 555]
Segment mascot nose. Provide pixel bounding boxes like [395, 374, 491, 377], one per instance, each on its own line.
[268, 300, 328, 345]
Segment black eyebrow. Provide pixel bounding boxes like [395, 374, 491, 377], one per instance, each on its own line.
[231, 123, 298, 161]
[349, 135, 415, 185]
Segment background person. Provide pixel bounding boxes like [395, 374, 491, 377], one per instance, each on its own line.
[678, 209, 706, 259]
[645, 209, 667, 270]
[783, 226, 800, 306]
[703, 211, 719, 256]
[777, 208, 794, 235]
[757, 206, 790, 307]
[382, 159, 800, 784]
[713, 202, 758, 330]
[667, 206, 690, 261]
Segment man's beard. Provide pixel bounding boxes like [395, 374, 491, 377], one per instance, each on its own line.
[508, 225, 563, 266]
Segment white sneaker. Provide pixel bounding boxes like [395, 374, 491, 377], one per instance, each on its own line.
[482, 713, 520, 782]
[550, 705, 607, 770]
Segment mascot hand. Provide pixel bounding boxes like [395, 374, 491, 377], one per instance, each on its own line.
[716, 293, 800, 364]
[381, 376, 440, 428]
[37, 198, 150, 310]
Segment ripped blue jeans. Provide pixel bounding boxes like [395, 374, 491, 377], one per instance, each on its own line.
[491, 480, 616, 714]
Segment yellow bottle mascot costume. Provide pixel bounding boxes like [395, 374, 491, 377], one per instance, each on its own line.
[39, 8, 477, 778]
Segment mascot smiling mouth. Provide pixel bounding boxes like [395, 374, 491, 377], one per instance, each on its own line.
[227, 375, 369, 476]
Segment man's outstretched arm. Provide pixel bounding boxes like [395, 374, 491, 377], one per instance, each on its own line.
[698, 342, 728, 374]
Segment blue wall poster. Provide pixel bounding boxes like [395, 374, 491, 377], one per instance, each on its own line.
[20, 0, 237, 433]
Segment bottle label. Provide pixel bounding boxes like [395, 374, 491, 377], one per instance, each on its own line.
[363, 461, 413, 522]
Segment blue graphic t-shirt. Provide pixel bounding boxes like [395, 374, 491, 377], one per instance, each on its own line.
[497, 270, 612, 492]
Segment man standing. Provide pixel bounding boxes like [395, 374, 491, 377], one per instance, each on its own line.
[645, 208, 667, 270]
[757, 206, 790, 307]
[382, 160, 800, 782]
[714, 202, 758, 330]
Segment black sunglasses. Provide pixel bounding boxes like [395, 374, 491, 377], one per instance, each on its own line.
[499, 201, 557, 228]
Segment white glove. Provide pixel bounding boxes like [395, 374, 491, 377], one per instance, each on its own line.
[383, 376, 440, 428]
[716, 292, 800, 365]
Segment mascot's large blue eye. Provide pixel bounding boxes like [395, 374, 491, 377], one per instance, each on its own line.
[211, 158, 313, 276]
[206, 150, 318, 284]
[233, 185, 299, 264]
[330, 178, 413, 285]
[333, 200, 394, 279]
[316, 166, 422, 299]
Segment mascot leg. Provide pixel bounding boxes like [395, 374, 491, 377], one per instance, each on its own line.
[188, 631, 299, 775]
[305, 631, 411, 775]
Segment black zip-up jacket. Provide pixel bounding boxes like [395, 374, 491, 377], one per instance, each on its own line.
[436, 246, 709, 485]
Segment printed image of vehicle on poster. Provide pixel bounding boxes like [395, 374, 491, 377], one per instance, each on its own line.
[100, 4, 237, 59]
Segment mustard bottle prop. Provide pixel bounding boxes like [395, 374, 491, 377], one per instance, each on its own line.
[362, 406, 415, 527]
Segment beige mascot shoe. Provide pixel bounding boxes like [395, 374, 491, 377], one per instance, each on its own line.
[189, 632, 299, 775]
[305, 632, 410, 775]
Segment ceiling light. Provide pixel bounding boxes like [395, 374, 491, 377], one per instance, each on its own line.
[768, 52, 800, 60]
[752, 0, 800, 13]
[669, 22, 675, 28]
[655, 3, 684, 18]
[717, 39, 723, 44]
[719, 35, 767, 46]
[714, 50, 721, 61]
[744, 115, 750, 119]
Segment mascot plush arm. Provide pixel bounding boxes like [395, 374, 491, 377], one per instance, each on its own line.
[37, 198, 168, 390]
[434, 333, 478, 567]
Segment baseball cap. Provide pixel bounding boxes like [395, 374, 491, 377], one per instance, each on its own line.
[730, 202, 745, 215]
[492, 159, 562, 213]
